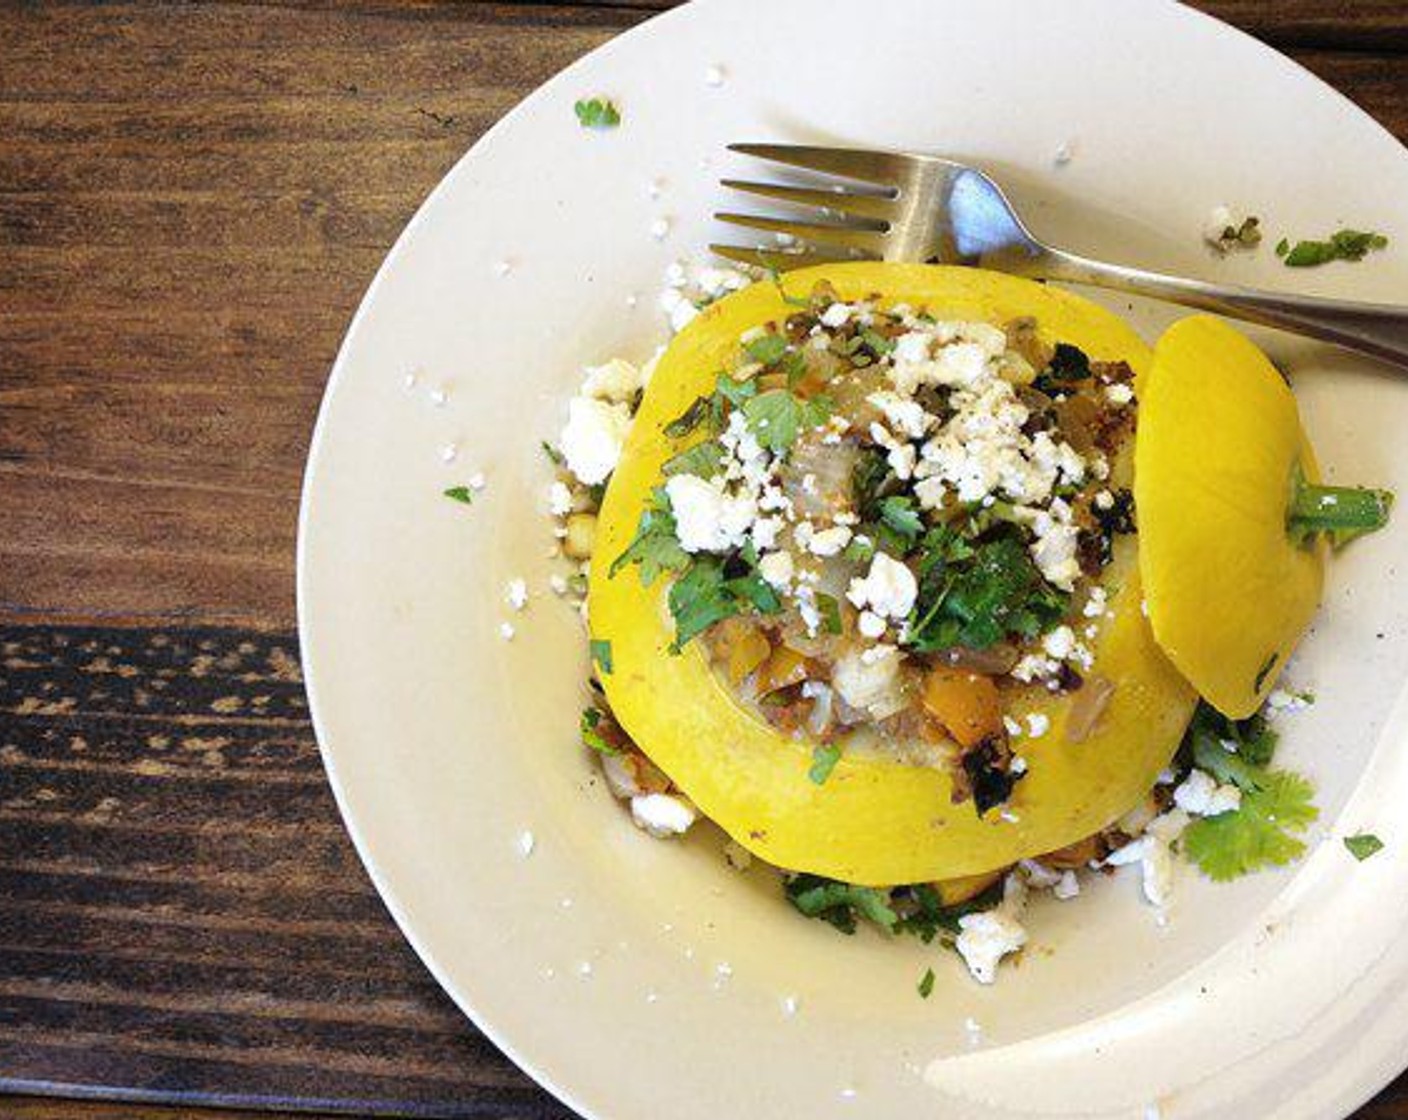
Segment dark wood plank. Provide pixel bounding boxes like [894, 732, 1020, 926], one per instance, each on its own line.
[0, 624, 574, 1119]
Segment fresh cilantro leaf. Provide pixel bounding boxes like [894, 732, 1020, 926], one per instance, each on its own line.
[664, 395, 713, 438]
[1182, 770, 1318, 881]
[843, 535, 877, 564]
[1275, 237, 1290, 257]
[589, 639, 613, 675]
[662, 439, 725, 478]
[860, 328, 895, 357]
[580, 707, 619, 755]
[781, 349, 809, 387]
[784, 874, 898, 934]
[1185, 700, 1279, 773]
[905, 531, 1065, 652]
[541, 441, 566, 467]
[852, 448, 897, 520]
[574, 97, 620, 129]
[917, 967, 936, 999]
[714, 371, 759, 410]
[1345, 833, 1384, 861]
[743, 390, 833, 454]
[809, 743, 841, 785]
[666, 553, 781, 652]
[744, 333, 788, 366]
[609, 487, 691, 585]
[815, 592, 843, 635]
[443, 486, 474, 505]
[1281, 229, 1388, 267]
[878, 496, 924, 545]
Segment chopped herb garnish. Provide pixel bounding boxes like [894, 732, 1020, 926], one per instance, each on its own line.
[443, 486, 474, 505]
[744, 333, 788, 366]
[917, 967, 936, 999]
[541, 441, 566, 467]
[1180, 701, 1318, 881]
[609, 486, 691, 585]
[666, 552, 781, 652]
[1286, 464, 1393, 548]
[580, 707, 619, 755]
[589, 639, 613, 675]
[662, 439, 726, 478]
[809, 743, 842, 785]
[843, 535, 877, 564]
[905, 529, 1065, 653]
[1345, 833, 1384, 862]
[1275, 237, 1290, 257]
[742, 389, 833, 455]
[784, 873, 898, 935]
[1280, 229, 1388, 267]
[574, 97, 620, 129]
[852, 448, 898, 521]
[815, 592, 843, 635]
[878, 495, 925, 547]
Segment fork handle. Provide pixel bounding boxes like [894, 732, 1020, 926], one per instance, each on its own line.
[1018, 247, 1408, 369]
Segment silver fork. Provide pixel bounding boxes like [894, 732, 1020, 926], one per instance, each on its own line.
[714, 143, 1408, 368]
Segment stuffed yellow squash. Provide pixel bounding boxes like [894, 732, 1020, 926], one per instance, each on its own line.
[540, 260, 1390, 983]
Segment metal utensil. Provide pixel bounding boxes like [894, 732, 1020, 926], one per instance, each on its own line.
[713, 143, 1408, 368]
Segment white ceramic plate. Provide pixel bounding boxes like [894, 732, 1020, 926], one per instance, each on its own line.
[298, 2, 1408, 1116]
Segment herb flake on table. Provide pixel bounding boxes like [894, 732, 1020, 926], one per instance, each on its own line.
[443, 486, 474, 505]
[808, 743, 841, 785]
[589, 639, 613, 675]
[1276, 228, 1389, 267]
[917, 967, 936, 999]
[1345, 833, 1384, 861]
[574, 97, 620, 129]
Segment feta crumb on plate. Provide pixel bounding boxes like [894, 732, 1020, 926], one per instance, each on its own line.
[630, 793, 697, 838]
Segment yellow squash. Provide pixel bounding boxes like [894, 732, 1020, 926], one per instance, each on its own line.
[589, 263, 1197, 885]
[1136, 315, 1324, 719]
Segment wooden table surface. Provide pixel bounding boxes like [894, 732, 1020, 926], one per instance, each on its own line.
[1, 1, 1406, 1117]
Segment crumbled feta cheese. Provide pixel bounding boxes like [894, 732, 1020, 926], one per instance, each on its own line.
[549, 574, 569, 596]
[1019, 859, 1062, 889]
[781, 995, 800, 1018]
[758, 550, 795, 588]
[1173, 769, 1242, 817]
[857, 610, 886, 639]
[1105, 382, 1134, 406]
[561, 396, 631, 484]
[549, 480, 574, 517]
[505, 578, 529, 611]
[1093, 489, 1115, 511]
[1267, 688, 1312, 714]
[650, 217, 672, 241]
[1010, 755, 1028, 775]
[750, 516, 783, 551]
[1053, 871, 1080, 900]
[1083, 586, 1108, 618]
[832, 645, 905, 718]
[440, 442, 458, 463]
[846, 553, 918, 620]
[1042, 625, 1076, 660]
[1011, 653, 1057, 682]
[517, 830, 535, 857]
[659, 287, 700, 333]
[956, 910, 1027, 984]
[429, 386, 448, 406]
[498, 622, 516, 641]
[1026, 712, 1050, 738]
[887, 443, 917, 481]
[1108, 810, 1189, 909]
[467, 472, 487, 491]
[820, 302, 852, 328]
[665, 474, 757, 553]
[806, 525, 853, 557]
[866, 391, 931, 439]
[1054, 139, 1076, 166]
[581, 357, 643, 403]
[630, 793, 697, 838]
[1003, 715, 1023, 737]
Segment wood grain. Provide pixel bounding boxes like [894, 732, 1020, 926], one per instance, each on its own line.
[1, 2, 1407, 1118]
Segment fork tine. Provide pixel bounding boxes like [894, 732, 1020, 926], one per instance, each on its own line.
[709, 243, 858, 271]
[728, 143, 908, 187]
[714, 212, 886, 255]
[720, 179, 895, 224]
